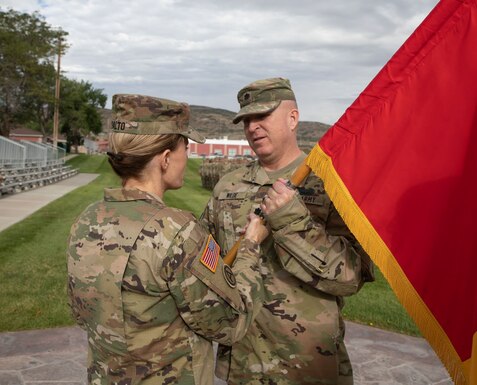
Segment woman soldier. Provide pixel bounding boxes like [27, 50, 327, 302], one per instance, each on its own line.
[67, 94, 268, 385]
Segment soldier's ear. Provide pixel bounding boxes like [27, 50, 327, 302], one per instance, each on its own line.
[151, 151, 170, 172]
[160, 150, 171, 170]
[288, 108, 299, 132]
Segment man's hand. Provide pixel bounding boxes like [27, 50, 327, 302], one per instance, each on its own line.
[260, 178, 295, 215]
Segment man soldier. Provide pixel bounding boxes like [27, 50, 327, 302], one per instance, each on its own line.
[201, 78, 373, 385]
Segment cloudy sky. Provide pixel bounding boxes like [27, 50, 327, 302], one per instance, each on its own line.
[4, 0, 438, 124]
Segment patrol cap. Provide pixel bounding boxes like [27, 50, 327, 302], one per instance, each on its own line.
[111, 94, 205, 143]
[233, 77, 296, 124]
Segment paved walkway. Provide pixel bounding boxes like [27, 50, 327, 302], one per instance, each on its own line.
[0, 173, 99, 232]
[0, 323, 452, 385]
[0, 171, 453, 384]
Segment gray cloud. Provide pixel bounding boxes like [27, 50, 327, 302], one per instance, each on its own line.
[4, 0, 437, 124]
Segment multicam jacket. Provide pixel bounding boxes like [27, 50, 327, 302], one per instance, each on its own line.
[67, 188, 264, 385]
[201, 153, 373, 385]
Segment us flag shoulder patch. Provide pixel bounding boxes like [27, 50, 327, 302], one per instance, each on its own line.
[200, 234, 221, 273]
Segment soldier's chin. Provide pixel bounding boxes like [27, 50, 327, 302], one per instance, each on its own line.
[253, 147, 272, 159]
[168, 181, 184, 191]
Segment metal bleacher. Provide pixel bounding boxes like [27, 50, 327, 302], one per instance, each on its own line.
[0, 136, 78, 197]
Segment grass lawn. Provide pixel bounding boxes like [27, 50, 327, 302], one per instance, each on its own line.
[0, 154, 419, 336]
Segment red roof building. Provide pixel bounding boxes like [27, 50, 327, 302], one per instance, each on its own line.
[9, 128, 43, 143]
[189, 138, 254, 158]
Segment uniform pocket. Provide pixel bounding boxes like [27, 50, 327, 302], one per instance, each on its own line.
[217, 191, 251, 253]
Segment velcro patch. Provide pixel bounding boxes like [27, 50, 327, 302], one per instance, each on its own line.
[223, 264, 237, 288]
[301, 195, 324, 206]
[218, 191, 248, 200]
[200, 235, 221, 273]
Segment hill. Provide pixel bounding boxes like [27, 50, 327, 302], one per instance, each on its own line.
[99, 105, 331, 149]
[189, 105, 331, 152]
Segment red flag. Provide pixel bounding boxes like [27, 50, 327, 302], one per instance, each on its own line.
[306, 0, 477, 384]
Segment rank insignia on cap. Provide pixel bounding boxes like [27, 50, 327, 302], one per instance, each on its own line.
[200, 234, 221, 273]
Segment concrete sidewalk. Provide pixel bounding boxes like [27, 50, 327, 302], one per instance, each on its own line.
[0, 323, 452, 385]
[0, 173, 99, 232]
[0, 172, 453, 384]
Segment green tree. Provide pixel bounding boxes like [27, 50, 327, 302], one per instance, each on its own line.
[60, 77, 107, 152]
[0, 8, 68, 137]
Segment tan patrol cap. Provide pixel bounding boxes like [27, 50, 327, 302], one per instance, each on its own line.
[111, 94, 205, 144]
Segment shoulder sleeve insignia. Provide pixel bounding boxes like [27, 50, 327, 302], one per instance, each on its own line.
[223, 264, 237, 288]
[200, 234, 221, 273]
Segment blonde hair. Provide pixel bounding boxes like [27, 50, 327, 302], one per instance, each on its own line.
[107, 132, 186, 182]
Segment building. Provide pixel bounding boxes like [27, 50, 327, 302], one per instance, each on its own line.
[10, 129, 69, 150]
[9, 128, 44, 143]
[45, 134, 68, 149]
[83, 136, 109, 154]
[189, 138, 254, 158]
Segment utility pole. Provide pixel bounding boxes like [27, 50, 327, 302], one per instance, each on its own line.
[53, 38, 61, 148]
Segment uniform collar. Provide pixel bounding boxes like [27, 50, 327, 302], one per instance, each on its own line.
[242, 152, 307, 185]
[104, 187, 164, 205]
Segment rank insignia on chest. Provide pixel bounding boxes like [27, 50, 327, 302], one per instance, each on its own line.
[200, 235, 221, 273]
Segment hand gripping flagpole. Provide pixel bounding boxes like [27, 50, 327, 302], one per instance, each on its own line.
[223, 160, 312, 266]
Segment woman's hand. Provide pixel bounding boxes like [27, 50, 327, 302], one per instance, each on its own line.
[243, 213, 269, 244]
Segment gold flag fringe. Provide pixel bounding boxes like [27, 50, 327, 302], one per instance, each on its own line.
[306, 145, 468, 385]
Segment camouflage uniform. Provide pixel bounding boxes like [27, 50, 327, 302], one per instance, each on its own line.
[68, 188, 264, 385]
[67, 94, 265, 385]
[201, 154, 368, 385]
[201, 78, 372, 385]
